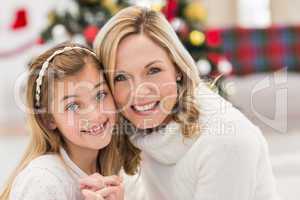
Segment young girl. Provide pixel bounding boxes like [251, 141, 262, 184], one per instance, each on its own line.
[93, 6, 281, 200]
[0, 42, 124, 200]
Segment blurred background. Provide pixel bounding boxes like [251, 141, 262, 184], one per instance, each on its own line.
[0, 0, 299, 199]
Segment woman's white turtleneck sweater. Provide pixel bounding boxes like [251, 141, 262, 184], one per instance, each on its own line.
[124, 83, 281, 200]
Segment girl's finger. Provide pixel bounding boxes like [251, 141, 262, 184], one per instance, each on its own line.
[82, 189, 104, 200]
[103, 175, 122, 186]
[96, 186, 121, 198]
[79, 177, 105, 191]
[79, 175, 122, 190]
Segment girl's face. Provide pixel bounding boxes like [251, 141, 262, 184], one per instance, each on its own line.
[113, 34, 179, 129]
[50, 63, 116, 150]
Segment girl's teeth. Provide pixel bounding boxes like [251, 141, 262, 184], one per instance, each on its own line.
[90, 123, 105, 133]
[80, 121, 108, 136]
[134, 102, 156, 112]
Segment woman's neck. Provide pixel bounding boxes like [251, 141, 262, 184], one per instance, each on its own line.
[65, 142, 99, 175]
[136, 115, 174, 135]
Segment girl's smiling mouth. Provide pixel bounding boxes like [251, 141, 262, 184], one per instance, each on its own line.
[80, 119, 110, 136]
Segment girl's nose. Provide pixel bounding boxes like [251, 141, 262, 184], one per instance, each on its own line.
[82, 103, 107, 122]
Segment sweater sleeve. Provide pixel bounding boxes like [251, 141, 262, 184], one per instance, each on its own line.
[10, 167, 69, 200]
[192, 126, 280, 200]
[252, 133, 281, 200]
[122, 170, 147, 200]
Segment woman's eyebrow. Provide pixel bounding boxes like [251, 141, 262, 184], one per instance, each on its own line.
[145, 60, 163, 68]
[115, 60, 164, 74]
[114, 70, 128, 74]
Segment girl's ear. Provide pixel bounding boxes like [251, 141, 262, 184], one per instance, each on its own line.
[48, 118, 57, 130]
[41, 114, 57, 130]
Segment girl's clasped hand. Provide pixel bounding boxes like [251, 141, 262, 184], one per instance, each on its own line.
[79, 173, 124, 200]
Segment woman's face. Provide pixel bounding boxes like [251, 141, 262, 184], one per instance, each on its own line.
[113, 34, 179, 129]
[50, 63, 116, 150]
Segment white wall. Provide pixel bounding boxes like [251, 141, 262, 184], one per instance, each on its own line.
[270, 0, 300, 25]
[237, 0, 271, 28]
[200, 0, 300, 28]
[200, 0, 238, 28]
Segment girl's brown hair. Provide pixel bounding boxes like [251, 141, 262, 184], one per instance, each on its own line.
[0, 42, 121, 199]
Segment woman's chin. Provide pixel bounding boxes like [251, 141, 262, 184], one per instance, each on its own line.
[133, 119, 165, 130]
[135, 123, 155, 130]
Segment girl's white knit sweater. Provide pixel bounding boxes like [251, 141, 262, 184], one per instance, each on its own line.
[9, 148, 87, 200]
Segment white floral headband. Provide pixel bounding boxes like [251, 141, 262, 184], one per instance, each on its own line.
[35, 46, 96, 107]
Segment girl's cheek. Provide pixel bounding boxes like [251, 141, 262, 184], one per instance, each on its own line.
[105, 99, 117, 117]
[61, 114, 80, 134]
[63, 112, 77, 127]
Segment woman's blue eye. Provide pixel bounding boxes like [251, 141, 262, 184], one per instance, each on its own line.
[148, 67, 161, 75]
[96, 91, 107, 101]
[66, 103, 79, 112]
[114, 74, 127, 82]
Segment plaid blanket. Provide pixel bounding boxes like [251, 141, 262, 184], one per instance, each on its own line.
[219, 26, 300, 75]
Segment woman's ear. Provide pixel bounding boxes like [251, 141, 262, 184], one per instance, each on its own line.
[176, 73, 183, 82]
[41, 114, 57, 130]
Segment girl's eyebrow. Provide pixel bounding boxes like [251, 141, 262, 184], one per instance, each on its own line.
[94, 80, 106, 89]
[61, 95, 77, 102]
[61, 81, 106, 102]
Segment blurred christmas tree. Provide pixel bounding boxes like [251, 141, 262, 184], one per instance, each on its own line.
[39, 0, 232, 97]
[157, 0, 232, 97]
[39, 0, 129, 46]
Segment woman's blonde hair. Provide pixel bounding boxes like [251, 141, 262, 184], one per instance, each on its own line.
[0, 42, 121, 199]
[94, 6, 201, 175]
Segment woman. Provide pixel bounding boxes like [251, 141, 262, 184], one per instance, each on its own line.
[93, 6, 281, 200]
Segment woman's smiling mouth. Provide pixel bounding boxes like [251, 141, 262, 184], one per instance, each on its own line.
[131, 101, 160, 115]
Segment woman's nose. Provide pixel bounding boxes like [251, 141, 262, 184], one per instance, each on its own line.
[134, 81, 153, 97]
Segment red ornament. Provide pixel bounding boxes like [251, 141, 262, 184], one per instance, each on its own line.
[206, 29, 222, 47]
[36, 37, 45, 45]
[11, 8, 28, 30]
[83, 25, 99, 44]
[207, 52, 221, 65]
[162, 0, 178, 21]
[178, 24, 189, 40]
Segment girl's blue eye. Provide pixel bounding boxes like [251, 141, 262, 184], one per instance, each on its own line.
[96, 91, 107, 101]
[148, 67, 161, 75]
[114, 74, 127, 82]
[66, 103, 79, 112]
